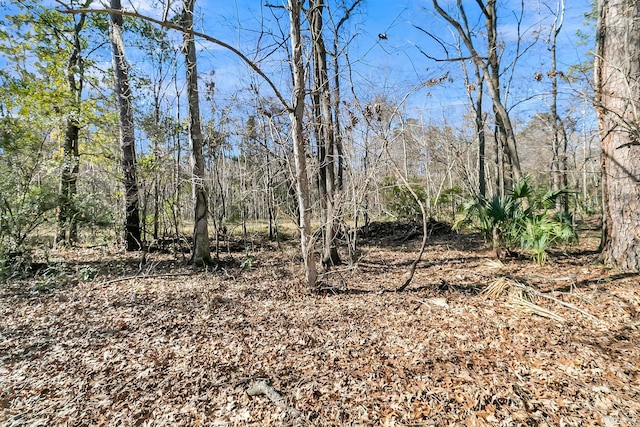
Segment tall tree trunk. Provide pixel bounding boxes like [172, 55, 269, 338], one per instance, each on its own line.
[462, 58, 486, 197]
[495, 124, 505, 198]
[58, 115, 80, 245]
[109, 0, 142, 251]
[182, 0, 212, 265]
[458, 8, 486, 197]
[152, 95, 161, 241]
[309, 0, 340, 268]
[594, 0, 640, 271]
[289, 0, 318, 288]
[550, 0, 569, 214]
[475, 68, 486, 198]
[482, 0, 522, 185]
[58, 8, 88, 245]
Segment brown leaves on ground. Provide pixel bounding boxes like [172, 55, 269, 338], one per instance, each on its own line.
[1, 231, 639, 426]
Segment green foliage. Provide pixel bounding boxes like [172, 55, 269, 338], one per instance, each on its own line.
[0, 112, 59, 278]
[32, 264, 67, 293]
[73, 193, 116, 228]
[240, 254, 255, 271]
[455, 176, 577, 264]
[577, 196, 599, 216]
[0, 1, 118, 276]
[434, 185, 463, 206]
[1, 7, 62, 273]
[77, 266, 98, 281]
[0, 177, 58, 277]
[569, 0, 597, 78]
[0, 250, 34, 280]
[381, 176, 427, 220]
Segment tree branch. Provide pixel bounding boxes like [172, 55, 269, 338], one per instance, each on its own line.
[60, 7, 291, 110]
[246, 380, 302, 418]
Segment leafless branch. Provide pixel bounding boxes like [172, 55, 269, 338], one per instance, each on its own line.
[60, 7, 290, 110]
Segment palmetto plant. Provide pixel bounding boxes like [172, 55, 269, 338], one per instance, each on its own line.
[455, 176, 576, 263]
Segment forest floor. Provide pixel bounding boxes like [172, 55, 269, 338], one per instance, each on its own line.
[1, 221, 639, 426]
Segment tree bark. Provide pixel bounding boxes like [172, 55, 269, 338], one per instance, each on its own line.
[595, 0, 640, 271]
[475, 69, 486, 198]
[459, 25, 486, 197]
[289, 0, 318, 288]
[58, 114, 80, 245]
[58, 7, 88, 245]
[109, 0, 142, 251]
[309, 0, 341, 268]
[549, 0, 569, 214]
[182, 0, 212, 265]
[481, 0, 522, 185]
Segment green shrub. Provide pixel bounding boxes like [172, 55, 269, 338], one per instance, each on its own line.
[381, 176, 428, 220]
[0, 178, 58, 279]
[455, 176, 576, 263]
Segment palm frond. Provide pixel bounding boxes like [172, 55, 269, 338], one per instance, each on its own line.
[484, 259, 505, 269]
[540, 187, 575, 210]
[482, 277, 511, 298]
[510, 297, 566, 323]
[510, 175, 534, 200]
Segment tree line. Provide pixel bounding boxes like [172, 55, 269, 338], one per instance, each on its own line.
[1, 0, 638, 285]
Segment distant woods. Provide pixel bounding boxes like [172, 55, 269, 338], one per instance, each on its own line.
[2, 0, 638, 280]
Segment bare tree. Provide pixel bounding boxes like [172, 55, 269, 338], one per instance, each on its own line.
[309, 0, 341, 267]
[547, 0, 570, 213]
[109, 0, 142, 251]
[181, 0, 212, 265]
[458, 21, 486, 197]
[330, 0, 362, 191]
[68, 1, 317, 282]
[135, 22, 175, 242]
[594, 0, 640, 271]
[288, 0, 318, 287]
[432, 0, 523, 189]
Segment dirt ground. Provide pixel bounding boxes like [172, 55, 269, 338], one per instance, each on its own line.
[1, 224, 639, 426]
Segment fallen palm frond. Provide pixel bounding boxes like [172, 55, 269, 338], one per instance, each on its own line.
[414, 297, 450, 309]
[510, 297, 566, 323]
[482, 277, 512, 298]
[483, 276, 602, 325]
[484, 259, 506, 270]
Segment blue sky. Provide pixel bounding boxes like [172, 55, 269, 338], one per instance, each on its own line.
[159, 0, 595, 126]
[2, 0, 595, 128]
